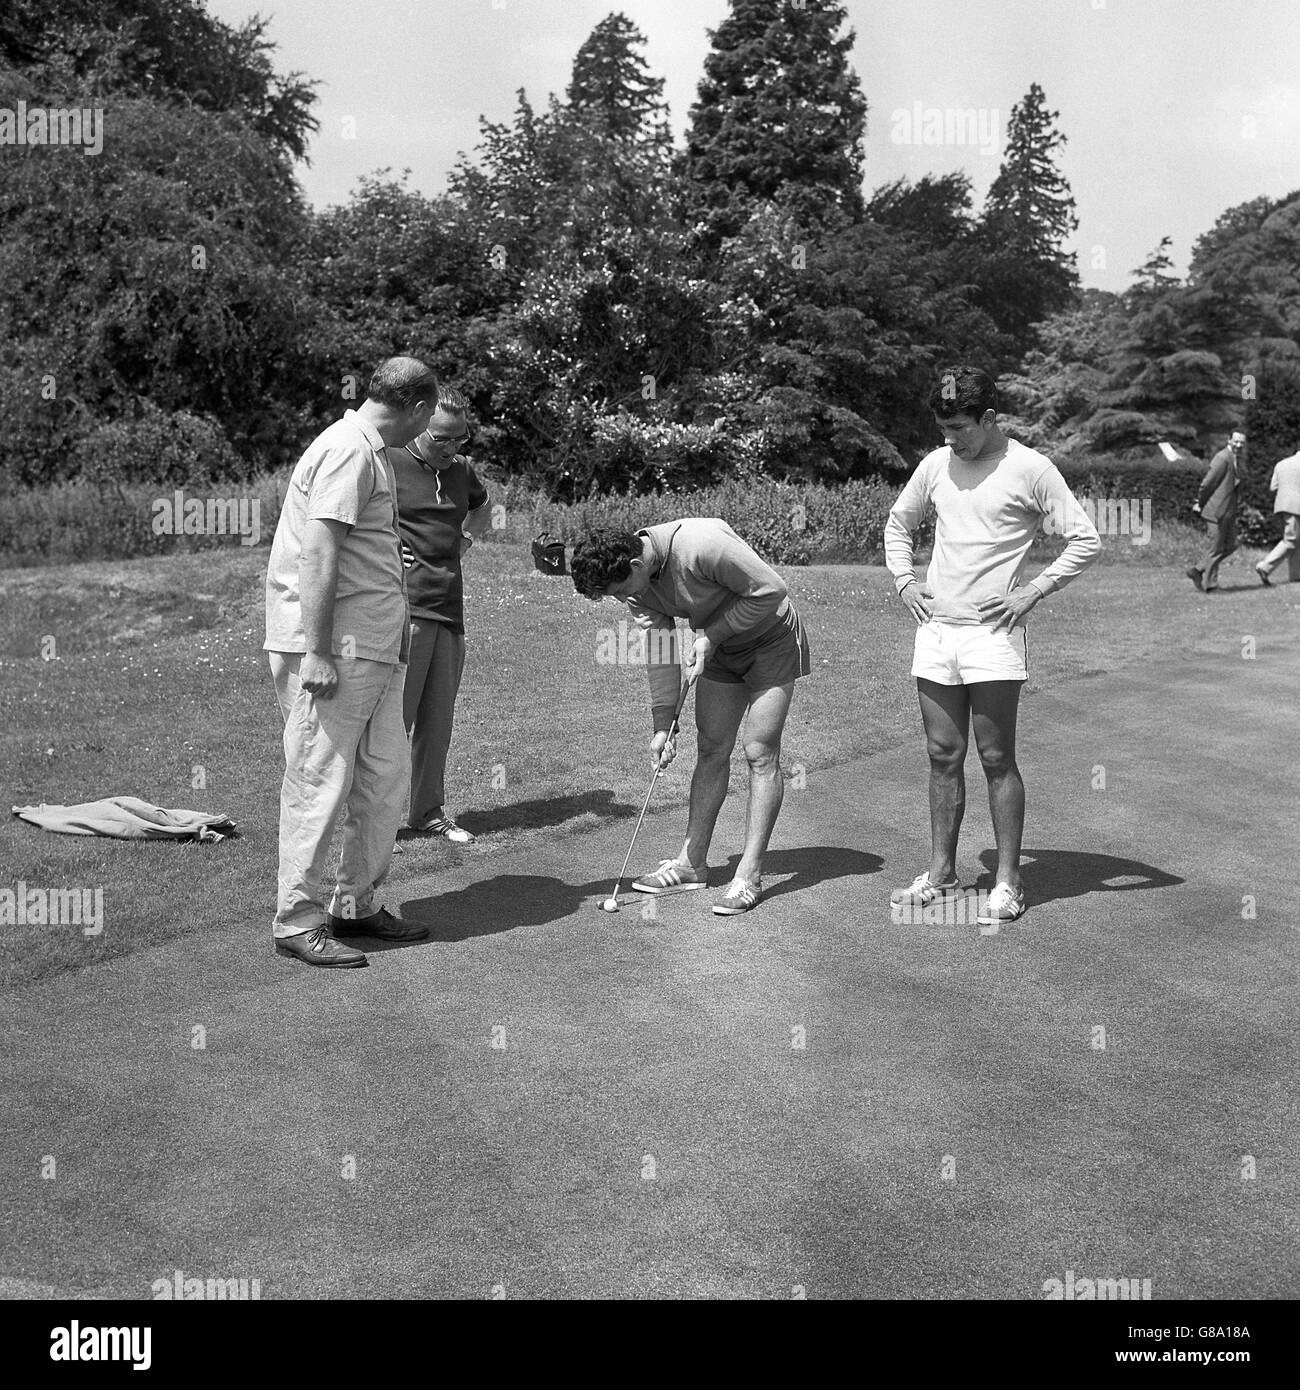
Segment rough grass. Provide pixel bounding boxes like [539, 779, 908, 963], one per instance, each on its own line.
[2, 534, 1296, 990]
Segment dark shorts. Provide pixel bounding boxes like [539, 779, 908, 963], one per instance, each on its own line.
[703, 603, 812, 690]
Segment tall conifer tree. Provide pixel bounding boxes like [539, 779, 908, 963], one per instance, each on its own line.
[680, 0, 867, 241]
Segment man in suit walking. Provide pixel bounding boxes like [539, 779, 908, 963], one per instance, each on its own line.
[1255, 446, 1300, 585]
[1186, 430, 1247, 592]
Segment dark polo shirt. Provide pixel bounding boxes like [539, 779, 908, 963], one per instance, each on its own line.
[387, 447, 488, 632]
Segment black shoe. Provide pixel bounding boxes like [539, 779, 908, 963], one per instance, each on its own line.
[328, 907, 428, 941]
[1256, 563, 1272, 586]
[1185, 566, 1203, 591]
[275, 926, 368, 968]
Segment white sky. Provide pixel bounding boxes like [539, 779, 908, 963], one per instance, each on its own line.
[205, 0, 1300, 292]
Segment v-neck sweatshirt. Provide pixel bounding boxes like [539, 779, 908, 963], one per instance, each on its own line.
[884, 439, 1101, 625]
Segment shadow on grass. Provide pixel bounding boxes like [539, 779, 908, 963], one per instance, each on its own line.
[975, 846, 1183, 909]
[394, 873, 612, 943]
[396, 789, 642, 843]
[386, 844, 884, 945]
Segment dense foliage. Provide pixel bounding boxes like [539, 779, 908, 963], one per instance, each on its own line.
[2, 1, 1295, 508]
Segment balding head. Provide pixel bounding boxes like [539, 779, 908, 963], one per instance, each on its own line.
[368, 357, 439, 411]
[360, 357, 439, 446]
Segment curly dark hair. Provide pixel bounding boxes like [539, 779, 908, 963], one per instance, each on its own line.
[570, 528, 642, 599]
[928, 365, 998, 420]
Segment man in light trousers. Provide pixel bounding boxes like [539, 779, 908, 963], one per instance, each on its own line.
[1255, 446, 1300, 585]
[263, 357, 438, 967]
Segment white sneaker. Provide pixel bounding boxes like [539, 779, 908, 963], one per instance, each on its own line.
[977, 882, 1026, 924]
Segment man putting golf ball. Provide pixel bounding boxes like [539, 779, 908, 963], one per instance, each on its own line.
[572, 519, 811, 915]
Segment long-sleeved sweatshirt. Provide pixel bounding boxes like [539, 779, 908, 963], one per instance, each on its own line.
[884, 439, 1101, 625]
[625, 518, 791, 727]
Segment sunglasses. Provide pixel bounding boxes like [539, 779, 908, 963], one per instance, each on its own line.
[426, 429, 471, 447]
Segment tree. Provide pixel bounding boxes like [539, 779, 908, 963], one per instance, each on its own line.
[0, 2, 324, 484]
[975, 83, 1079, 359]
[567, 12, 670, 153]
[996, 291, 1123, 451]
[0, 0, 317, 160]
[679, 0, 867, 242]
[867, 172, 976, 250]
[442, 69, 719, 490]
[1181, 190, 1300, 401]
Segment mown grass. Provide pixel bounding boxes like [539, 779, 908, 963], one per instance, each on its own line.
[2, 531, 1296, 990]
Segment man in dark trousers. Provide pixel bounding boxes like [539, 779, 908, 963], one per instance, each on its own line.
[1187, 430, 1247, 592]
[387, 386, 492, 842]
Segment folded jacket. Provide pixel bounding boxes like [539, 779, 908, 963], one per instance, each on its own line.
[12, 797, 236, 842]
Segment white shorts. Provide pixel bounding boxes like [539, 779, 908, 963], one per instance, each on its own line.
[912, 620, 1028, 685]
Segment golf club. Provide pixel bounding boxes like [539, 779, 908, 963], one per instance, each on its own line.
[599, 679, 695, 913]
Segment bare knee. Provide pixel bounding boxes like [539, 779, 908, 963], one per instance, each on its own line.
[743, 738, 781, 773]
[927, 739, 966, 775]
[697, 732, 735, 764]
[976, 740, 1016, 777]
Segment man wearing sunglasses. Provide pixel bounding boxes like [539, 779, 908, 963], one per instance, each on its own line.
[388, 386, 492, 843]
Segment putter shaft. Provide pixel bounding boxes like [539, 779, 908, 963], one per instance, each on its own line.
[606, 681, 693, 901]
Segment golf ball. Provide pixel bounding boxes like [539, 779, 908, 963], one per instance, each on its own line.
[601, 897, 620, 913]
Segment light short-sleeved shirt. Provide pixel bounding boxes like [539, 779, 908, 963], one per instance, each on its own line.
[264, 409, 407, 662]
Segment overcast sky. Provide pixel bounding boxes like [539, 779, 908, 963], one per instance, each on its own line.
[205, 0, 1300, 293]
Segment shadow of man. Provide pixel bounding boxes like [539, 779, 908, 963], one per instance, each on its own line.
[976, 847, 1183, 910]
[384, 846, 884, 946]
[710, 845, 884, 903]
[396, 789, 643, 844]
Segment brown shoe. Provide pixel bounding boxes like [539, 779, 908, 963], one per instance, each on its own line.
[328, 907, 428, 941]
[1185, 566, 1203, 591]
[275, 925, 368, 968]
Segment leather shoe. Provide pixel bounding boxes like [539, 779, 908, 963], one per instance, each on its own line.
[328, 907, 428, 941]
[1185, 566, 1203, 591]
[275, 925, 367, 968]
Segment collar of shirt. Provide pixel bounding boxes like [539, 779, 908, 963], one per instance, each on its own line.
[342, 408, 388, 459]
[637, 522, 682, 581]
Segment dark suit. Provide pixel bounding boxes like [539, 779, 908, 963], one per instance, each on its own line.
[1192, 445, 1243, 589]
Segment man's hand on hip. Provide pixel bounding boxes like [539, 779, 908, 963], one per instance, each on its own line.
[977, 587, 1041, 633]
[899, 580, 934, 626]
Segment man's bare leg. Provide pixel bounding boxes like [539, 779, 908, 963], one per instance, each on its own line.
[733, 681, 794, 884]
[970, 679, 1024, 889]
[917, 678, 971, 883]
[677, 677, 748, 869]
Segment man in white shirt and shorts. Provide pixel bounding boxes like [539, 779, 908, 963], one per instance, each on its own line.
[884, 366, 1101, 925]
